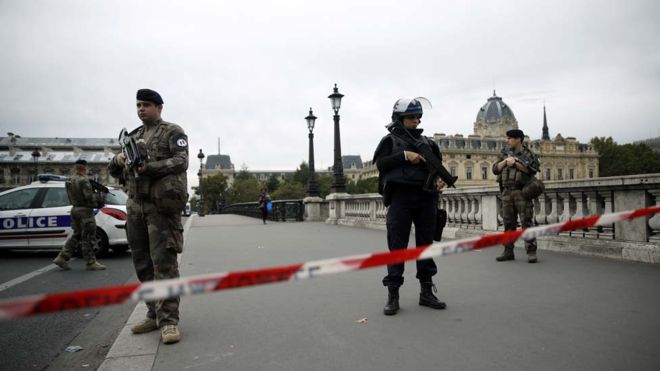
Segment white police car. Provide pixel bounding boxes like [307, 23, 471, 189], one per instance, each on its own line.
[0, 174, 129, 256]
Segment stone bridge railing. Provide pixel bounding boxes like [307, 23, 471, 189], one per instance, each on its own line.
[314, 174, 660, 263]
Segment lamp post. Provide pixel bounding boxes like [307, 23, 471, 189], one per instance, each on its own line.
[31, 148, 41, 183]
[305, 108, 319, 197]
[328, 83, 346, 193]
[197, 149, 205, 217]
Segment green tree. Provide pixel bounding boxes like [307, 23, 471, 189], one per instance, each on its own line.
[266, 174, 281, 193]
[200, 173, 229, 212]
[347, 177, 379, 194]
[271, 181, 305, 200]
[189, 195, 199, 212]
[235, 165, 252, 181]
[317, 174, 332, 198]
[591, 137, 660, 176]
[227, 177, 262, 203]
[292, 161, 309, 186]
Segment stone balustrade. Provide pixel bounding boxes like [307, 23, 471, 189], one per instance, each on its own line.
[315, 174, 660, 263]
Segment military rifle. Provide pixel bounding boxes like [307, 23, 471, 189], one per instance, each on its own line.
[503, 148, 536, 170]
[90, 179, 113, 195]
[393, 128, 458, 191]
[118, 128, 144, 177]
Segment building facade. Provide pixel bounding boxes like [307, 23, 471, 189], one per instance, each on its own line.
[0, 133, 121, 191]
[431, 92, 599, 186]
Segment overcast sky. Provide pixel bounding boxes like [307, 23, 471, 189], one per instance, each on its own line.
[2, 0, 659, 186]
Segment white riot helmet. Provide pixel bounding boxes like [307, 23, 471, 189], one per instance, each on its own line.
[391, 97, 432, 123]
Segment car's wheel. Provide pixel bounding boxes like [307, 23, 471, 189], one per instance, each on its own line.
[72, 228, 110, 258]
[95, 228, 110, 257]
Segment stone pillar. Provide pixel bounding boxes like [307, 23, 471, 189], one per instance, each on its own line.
[303, 196, 324, 222]
[473, 195, 483, 229]
[614, 190, 650, 242]
[482, 194, 499, 231]
[648, 189, 660, 237]
[546, 192, 559, 224]
[558, 192, 572, 222]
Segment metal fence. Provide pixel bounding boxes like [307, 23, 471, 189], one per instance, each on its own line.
[218, 199, 304, 222]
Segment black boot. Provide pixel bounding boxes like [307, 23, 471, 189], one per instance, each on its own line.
[496, 246, 515, 262]
[419, 282, 446, 309]
[383, 287, 400, 316]
[526, 245, 538, 263]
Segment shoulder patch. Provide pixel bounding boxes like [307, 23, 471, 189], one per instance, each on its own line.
[175, 134, 188, 148]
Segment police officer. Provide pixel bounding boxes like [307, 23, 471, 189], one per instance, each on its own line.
[108, 89, 189, 344]
[373, 97, 447, 316]
[53, 160, 107, 271]
[492, 129, 541, 263]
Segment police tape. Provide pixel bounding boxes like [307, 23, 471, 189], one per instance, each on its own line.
[0, 206, 658, 320]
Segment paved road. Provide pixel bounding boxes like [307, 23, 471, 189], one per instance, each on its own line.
[139, 215, 660, 371]
[0, 250, 137, 371]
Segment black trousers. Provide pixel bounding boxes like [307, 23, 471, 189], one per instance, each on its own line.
[383, 186, 438, 288]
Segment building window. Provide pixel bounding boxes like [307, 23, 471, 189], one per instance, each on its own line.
[545, 168, 551, 181]
[466, 167, 473, 180]
[589, 168, 594, 178]
[569, 168, 574, 180]
[466, 155, 471, 159]
[450, 167, 456, 177]
[481, 167, 488, 180]
[557, 169, 563, 180]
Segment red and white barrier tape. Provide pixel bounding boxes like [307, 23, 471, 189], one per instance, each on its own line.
[1, 206, 658, 320]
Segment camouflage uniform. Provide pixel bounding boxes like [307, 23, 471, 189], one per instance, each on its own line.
[57, 174, 103, 263]
[492, 144, 541, 258]
[108, 119, 188, 327]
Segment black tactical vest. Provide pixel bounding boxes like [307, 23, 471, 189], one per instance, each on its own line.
[380, 134, 430, 187]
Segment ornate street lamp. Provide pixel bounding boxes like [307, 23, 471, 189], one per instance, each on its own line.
[197, 149, 205, 217]
[305, 108, 319, 197]
[31, 148, 41, 183]
[328, 83, 346, 193]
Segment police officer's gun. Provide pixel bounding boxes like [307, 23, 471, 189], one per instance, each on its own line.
[118, 128, 144, 177]
[395, 130, 458, 191]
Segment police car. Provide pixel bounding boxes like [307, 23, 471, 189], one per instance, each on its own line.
[0, 174, 129, 256]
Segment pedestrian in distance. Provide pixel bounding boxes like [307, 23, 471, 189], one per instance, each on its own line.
[108, 89, 189, 344]
[492, 129, 541, 263]
[258, 189, 271, 224]
[53, 159, 107, 271]
[373, 97, 448, 316]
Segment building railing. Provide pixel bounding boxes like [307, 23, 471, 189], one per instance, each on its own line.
[322, 174, 660, 262]
[219, 199, 304, 222]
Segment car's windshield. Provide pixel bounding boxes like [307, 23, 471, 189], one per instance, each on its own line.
[106, 189, 128, 205]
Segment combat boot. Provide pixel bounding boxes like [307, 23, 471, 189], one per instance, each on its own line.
[53, 254, 71, 271]
[161, 324, 181, 344]
[496, 246, 515, 262]
[383, 287, 400, 316]
[131, 318, 158, 334]
[86, 261, 107, 271]
[526, 246, 538, 263]
[419, 282, 446, 310]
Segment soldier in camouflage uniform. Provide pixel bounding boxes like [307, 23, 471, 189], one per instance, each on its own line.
[492, 129, 541, 263]
[53, 160, 107, 271]
[108, 89, 188, 344]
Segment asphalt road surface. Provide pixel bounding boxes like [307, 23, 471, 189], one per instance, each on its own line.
[0, 249, 137, 371]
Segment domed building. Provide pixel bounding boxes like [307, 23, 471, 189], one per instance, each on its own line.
[430, 91, 599, 186]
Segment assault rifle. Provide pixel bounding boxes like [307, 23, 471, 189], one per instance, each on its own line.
[503, 148, 536, 170]
[393, 128, 458, 191]
[90, 179, 113, 195]
[118, 128, 144, 177]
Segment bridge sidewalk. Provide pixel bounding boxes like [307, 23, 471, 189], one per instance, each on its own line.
[101, 214, 660, 371]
